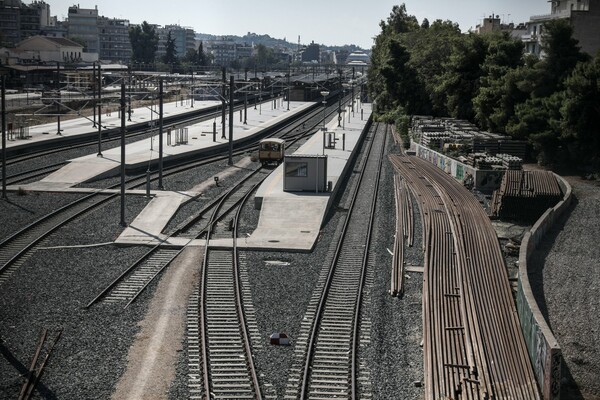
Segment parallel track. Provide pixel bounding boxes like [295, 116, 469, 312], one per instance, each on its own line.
[281, 122, 386, 400]
[199, 177, 263, 399]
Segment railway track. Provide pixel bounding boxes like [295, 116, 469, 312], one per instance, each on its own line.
[198, 175, 263, 399]
[80, 99, 342, 308]
[0, 99, 333, 286]
[277, 122, 385, 399]
[389, 153, 540, 399]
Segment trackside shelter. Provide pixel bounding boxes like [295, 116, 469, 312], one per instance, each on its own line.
[283, 154, 328, 192]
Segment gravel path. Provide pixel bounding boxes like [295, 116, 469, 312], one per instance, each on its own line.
[530, 177, 600, 400]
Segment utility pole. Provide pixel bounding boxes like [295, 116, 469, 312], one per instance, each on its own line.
[120, 82, 126, 227]
[229, 75, 234, 165]
[92, 62, 96, 128]
[56, 62, 61, 135]
[190, 68, 194, 108]
[158, 78, 164, 190]
[221, 67, 226, 139]
[1, 76, 7, 199]
[97, 63, 102, 157]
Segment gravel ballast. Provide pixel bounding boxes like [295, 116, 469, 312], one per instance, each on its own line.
[3, 126, 598, 400]
[530, 178, 600, 400]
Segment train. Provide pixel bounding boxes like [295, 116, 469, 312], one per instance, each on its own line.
[258, 138, 285, 166]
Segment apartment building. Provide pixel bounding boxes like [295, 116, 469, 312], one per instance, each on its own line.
[523, 0, 600, 56]
[67, 4, 99, 55]
[98, 17, 132, 63]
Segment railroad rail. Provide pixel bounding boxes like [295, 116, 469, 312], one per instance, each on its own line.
[390, 152, 540, 399]
[279, 122, 386, 399]
[0, 99, 333, 285]
[199, 176, 263, 399]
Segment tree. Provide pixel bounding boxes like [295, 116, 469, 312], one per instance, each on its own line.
[129, 21, 159, 64]
[404, 19, 462, 115]
[421, 18, 430, 29]
[380, 39, 424, 114]
[182, 48, 198, 64]
[380, 4, 419, 34]
[163, 30, 178, 65]
[560, 54, 600, 168]
[473, 33, 525, 131]
[540, 19, 589, 93]
[198, 41, 208, 66]
[436, 34, 487, 120]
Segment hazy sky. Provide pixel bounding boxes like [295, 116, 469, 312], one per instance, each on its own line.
[44, 0, 550, 49]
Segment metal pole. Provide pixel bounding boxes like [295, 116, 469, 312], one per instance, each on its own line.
[190, 69, 194, 108]
[120, 82, 126, 227]
[97, 63, 102, 157]
[221, 67, 226, 139]
[56, 62, 61, 135]
[158, 78, 164, 190]
[228, 75, 234, 166]
[244, 91, 247, 124]
[127, 65, 132, 121]
[92, 62, 96, 128]
[1, 76, 6, 198]
[287, 64, 290, 111]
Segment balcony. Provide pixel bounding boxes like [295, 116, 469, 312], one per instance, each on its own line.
[530, 10, 571, 21]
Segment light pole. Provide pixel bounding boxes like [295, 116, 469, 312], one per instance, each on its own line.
[320, 90, 329, 131]
[190, 69, 194, 108]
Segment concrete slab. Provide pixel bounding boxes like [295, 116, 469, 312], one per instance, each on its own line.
[114, 157, 256, 246]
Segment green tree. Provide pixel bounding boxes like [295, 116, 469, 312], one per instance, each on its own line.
[380, 4, 419, 34]
[380, 39, 425, 114]
[540, 19, 589, 94]
[436, 34, 487, 120]
[404, 19, 462, 115]
[473, 32, 525, 131]
[560, 54, 600, 168]
[182, 48, 199, 64]
[163, 30, 178, 65]
[198, 41, 208, 66]
[129, 21, 159, 64]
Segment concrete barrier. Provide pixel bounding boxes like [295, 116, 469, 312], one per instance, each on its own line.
[517, 173, 572, 400]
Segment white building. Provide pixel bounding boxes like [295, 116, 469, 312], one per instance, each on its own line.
[523, 0, 600, 56]
[2, 35, 97, 65]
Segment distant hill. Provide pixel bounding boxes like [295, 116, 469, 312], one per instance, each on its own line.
[195, 32, 364, 53]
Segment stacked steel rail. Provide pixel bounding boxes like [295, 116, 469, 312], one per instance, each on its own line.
[490, 170, 562, 221]
[293, 122, 386, 399]
[390, 173, 414, 296]
[390, 153, 540, 399]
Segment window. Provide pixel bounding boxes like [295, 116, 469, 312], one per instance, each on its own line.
[285, 162, 308, 177]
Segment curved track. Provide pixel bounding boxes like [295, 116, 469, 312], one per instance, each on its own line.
[390, 153, 540, 399]
[199, 179, 263, 399]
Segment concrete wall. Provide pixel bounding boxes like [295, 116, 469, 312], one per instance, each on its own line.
[516, 174, 572, 400]
[413, 143, 503, 191]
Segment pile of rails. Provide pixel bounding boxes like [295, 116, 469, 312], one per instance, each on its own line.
[490, 170, 562, 221]
[390, 153, 540, 400]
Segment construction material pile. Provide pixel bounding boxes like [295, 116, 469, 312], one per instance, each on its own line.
[491, 170, 563, 221]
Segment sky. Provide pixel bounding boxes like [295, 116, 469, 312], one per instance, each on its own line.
[43, 0, 550, 49]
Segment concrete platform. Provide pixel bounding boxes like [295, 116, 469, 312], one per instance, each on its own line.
[20, 99, 313, 188]
[8, 97, 373, 253]
[211, 103, 373, 251]
[5, 98, 221, 151]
